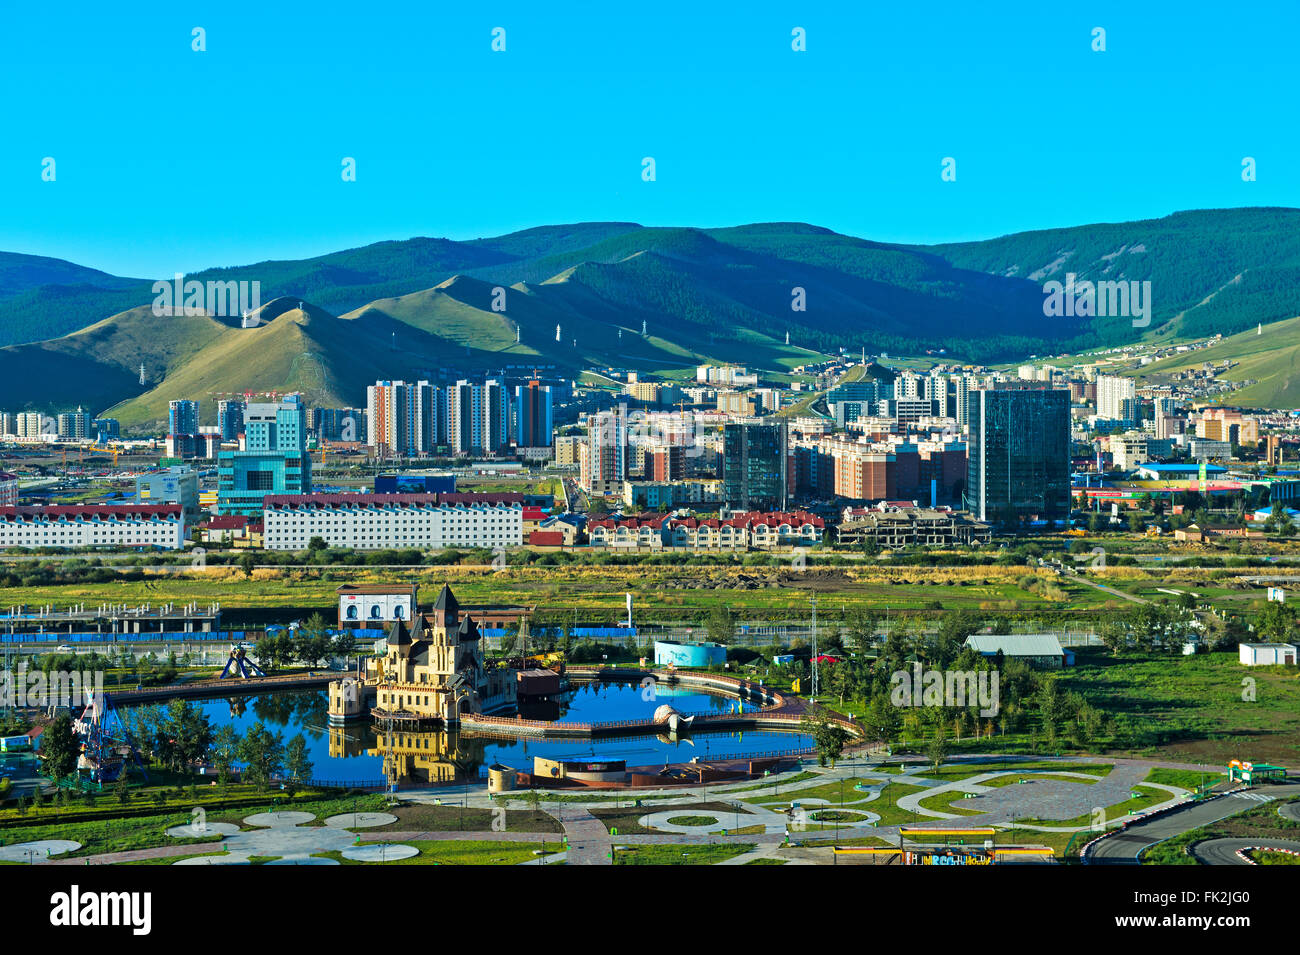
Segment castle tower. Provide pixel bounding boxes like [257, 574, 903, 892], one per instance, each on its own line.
[432, 583, 460, 635]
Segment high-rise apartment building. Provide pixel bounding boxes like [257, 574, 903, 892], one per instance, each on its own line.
[1096, 375, 1136, 420]
[514, 380, 554, 449]
[217, 400, 245, 441]
[448, 380, 507, 455]
[168, 399, 200, 437]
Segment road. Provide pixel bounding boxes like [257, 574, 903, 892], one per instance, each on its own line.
[1087, 784, 1300, 864]
[1191, 837, 1300, 865]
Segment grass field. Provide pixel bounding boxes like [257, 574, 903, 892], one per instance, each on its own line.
[321, 839, 547, 865]
[1060, 649, 1300, 766]
[3, 563, 1123, 618]
[611, 843, 754, 865]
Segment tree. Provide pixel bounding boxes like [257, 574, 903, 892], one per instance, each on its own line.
[297, 613, 333, 666]
[284, 734, 313, 783]
[1256, 600, 1297, 642]
[211, 725, 239, 782]
[236, 721, 284, 791]
[863, 692, 901, 750]
[706, 605, 736, 646]
[40, 713, 79, 781]
[154, 700, 213, 772]
[800, 711, 850, 768]
[1098, 617, 1128, 656]
[330, 628, 357, 660]
[925, 722, 950, 773]
[238, 552, 256, 578]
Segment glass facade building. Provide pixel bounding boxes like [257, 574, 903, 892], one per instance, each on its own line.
[964, 388, 1070, 525]
[217, 395, 311, 515]
[723, 422, 788, 512]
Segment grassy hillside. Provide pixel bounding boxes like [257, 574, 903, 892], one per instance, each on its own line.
[1137, 315, 1300, 408]
[6, 209, 1300, 418]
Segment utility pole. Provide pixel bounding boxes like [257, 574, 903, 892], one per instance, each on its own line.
[810, 595, 819, 701]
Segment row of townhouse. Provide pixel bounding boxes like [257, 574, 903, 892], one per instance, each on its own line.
[587, 510, 825, 550]
[0, 505, 186, 549]
[261, 493, 525, 551]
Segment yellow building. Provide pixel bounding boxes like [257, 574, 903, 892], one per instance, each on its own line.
[328, 584, 517, 726]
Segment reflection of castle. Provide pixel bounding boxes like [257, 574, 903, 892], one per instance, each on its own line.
[328, 584, 517, 726]
[327, 724, 489, 785]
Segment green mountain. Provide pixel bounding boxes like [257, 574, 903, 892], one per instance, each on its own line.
[927, 207, 1300, 345]
[3, 208, 1300, 425]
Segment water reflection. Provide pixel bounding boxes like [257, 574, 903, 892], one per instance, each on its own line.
[132, 683, 810, 788]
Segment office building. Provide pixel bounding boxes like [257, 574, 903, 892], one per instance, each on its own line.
[964, 388, 1070, 525]
[217, 395, 311, 515]
[722, 422, 789, 511]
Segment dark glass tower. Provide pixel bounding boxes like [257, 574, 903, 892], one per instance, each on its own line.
[964, 388, 1070, 526]
[723, 422, 788, 511]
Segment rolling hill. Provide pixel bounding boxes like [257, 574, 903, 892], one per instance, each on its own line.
[1137, 316, 1300, 409]
[927, 207, 1300, 345]
[3, 208, 1299, 426]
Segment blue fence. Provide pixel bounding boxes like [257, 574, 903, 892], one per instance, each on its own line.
[0, 627, 388, 646]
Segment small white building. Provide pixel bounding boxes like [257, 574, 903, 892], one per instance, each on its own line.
[1239, 642, 1298, 666]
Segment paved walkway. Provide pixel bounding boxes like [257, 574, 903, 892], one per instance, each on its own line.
[28, 754, 1268, 866]
[544, 805, 612, 865]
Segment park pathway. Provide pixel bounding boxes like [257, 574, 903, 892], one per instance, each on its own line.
[544, 805, 612, 865]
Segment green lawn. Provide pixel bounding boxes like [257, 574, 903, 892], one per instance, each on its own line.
[1144, 767, 1219, 790]
[915, 789, 988, 815]
[322, 840, 548, 865]
[611, 843, 755, 865]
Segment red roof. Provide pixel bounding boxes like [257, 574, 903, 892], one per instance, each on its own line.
[669, 510, 823, 531]
[206, 515, 251, 529]
[529, 531, 565, 546]
[0, 505, 182, 520]
[588, 514, 666, 530]
[263, 492, 525, 509]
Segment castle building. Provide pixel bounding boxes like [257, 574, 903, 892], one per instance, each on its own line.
[328, 584, 517, 726]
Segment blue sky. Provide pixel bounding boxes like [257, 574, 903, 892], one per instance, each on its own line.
[1, 1, 1296, 277]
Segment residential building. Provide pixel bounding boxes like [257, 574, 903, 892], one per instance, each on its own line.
[514, 380, 554, 449]
[836, 505, 991, 548]
[0, 504, 186, 549]
[261, 493, 524, 551]
[168, 399, 200, 438]
[580, 408, 628, 496]
[57, 409, 90, 440]
[217, 400, 245, 441]
[448, 379, 507, 455]
[1096, 375, 1136, 420]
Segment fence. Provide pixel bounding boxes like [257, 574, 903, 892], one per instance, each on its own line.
[0, 627, 388, 647]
